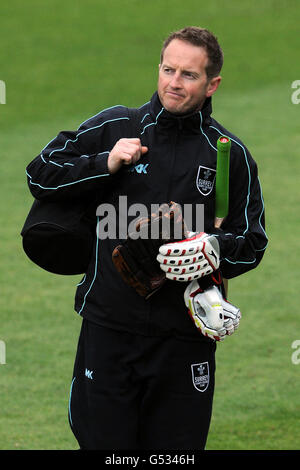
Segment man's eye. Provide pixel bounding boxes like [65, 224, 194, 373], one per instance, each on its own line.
[183, 72, 195, 79]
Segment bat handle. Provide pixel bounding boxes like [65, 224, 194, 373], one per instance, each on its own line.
[214, 217, 224, 229]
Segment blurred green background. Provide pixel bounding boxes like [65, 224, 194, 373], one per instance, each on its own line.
[0, 0, 299, 450]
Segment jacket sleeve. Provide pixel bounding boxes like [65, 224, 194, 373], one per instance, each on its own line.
[25, 106, 129, 201]
[210, 143, 268, 279]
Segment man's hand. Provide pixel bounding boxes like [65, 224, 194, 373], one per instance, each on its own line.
[107, 138, 148, 174]
[156, 232, 220, 281]
[184, 281, 241, 341]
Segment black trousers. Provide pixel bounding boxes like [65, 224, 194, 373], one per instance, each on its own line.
[68, 319, 216, 450]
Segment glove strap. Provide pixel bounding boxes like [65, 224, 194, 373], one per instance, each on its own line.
[197, 270, 227, 299]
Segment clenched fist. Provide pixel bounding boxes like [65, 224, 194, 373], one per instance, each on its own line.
[107, 138, 148, 174]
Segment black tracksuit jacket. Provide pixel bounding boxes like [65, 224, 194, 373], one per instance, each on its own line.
[26, 92, 268, 339]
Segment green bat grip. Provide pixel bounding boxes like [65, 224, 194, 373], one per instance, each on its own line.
[215, 136, 231, 219]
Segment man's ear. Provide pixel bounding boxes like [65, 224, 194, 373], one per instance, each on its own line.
[206, 76, 222, 98]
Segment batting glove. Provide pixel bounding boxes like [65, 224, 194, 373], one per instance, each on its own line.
[184, 281, 241, 342]
[156, 232, 220, 281]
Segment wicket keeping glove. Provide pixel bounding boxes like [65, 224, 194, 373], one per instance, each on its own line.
[112, 201, 188, 299]
[184, 281, 241, 341]
[157, 232, 220, 281]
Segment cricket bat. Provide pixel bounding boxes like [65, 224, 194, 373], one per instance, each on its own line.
[214, 135, 231, 295]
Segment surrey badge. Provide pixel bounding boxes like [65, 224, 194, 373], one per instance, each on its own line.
[196, 166, 216, 196]
[191, 362, 210, 392]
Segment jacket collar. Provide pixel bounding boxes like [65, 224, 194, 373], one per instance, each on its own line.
[149, 91, 212, 134]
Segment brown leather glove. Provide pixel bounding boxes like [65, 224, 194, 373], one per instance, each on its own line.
[112, 202, 188, 299]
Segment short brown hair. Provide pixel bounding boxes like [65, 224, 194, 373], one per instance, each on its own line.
[160, 26, 224, 80]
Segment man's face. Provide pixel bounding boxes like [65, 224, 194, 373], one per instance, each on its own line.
[158, 39, 221, 115]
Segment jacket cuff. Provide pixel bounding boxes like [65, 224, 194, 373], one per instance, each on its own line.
[208, 228, 237, 261]
[89, 151, 110, 176]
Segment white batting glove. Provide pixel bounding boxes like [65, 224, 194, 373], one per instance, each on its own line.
[221, 300, 241, 336]
[157, 232, 220, 281]
[184, 281, 241, 342]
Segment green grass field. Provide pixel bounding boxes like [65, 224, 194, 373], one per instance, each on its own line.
[1, 0, 300, 450]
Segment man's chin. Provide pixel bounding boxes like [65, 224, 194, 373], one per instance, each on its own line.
[164, 103, 201, 116]
[163, 101, 187, 115]
[158, 92, 203, 115]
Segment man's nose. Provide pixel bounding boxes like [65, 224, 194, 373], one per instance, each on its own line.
[169, 72, 182, 88]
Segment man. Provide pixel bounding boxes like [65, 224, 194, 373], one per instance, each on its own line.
[26, 27, 267, 449]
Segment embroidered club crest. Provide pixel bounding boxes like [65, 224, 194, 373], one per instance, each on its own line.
[191, 362, 210, 392]
[196, 166, 216, 196]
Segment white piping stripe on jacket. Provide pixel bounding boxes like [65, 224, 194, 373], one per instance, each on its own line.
[77, 217, 100, 315]
[141, 107, 164, 135]
[68, 377, 76, 428]
[39, 105, 127, 161]
[27, 169, 110, 191]
[44, 117, 129, 161]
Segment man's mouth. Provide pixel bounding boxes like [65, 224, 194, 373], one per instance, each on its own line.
[165, 91, 184, 99]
